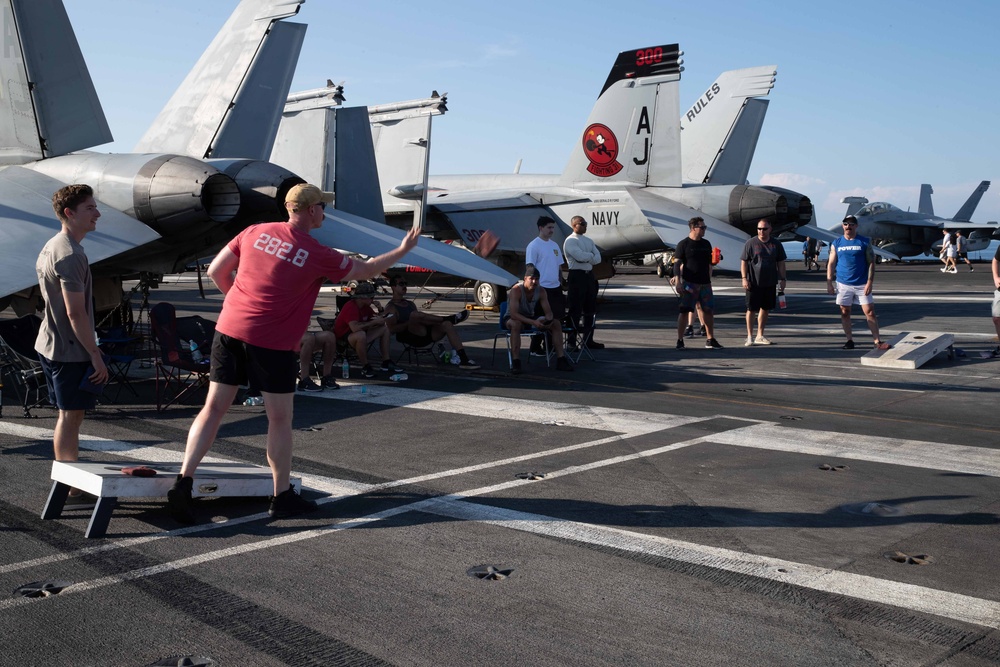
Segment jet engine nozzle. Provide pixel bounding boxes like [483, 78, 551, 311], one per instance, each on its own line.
[727, 185, 812, 235]
[206, 159, 305, 223]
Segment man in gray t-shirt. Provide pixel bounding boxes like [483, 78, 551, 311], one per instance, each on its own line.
[35, 184, 108, 503]
[739, 219, 787, 345]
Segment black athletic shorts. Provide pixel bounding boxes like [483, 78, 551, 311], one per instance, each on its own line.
[745, 287, 777, 312]
[396, 330, 435, 348]
[210, 333, 298, 394]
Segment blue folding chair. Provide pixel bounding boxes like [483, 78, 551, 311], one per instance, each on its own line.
[491, 302, 552, 369]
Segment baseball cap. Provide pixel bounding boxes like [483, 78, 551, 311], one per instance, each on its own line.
[524, 264, 540, 279]
[353, 281, 376, 298]
[842, 215, 857, 223]
[285, 183, 335, 208]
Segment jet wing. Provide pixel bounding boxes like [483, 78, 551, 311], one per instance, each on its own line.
[626, 186, 749, 272]
[313, 209, 518, 287]
[796, 224, 900, 262]
[0, 166, 161, 298]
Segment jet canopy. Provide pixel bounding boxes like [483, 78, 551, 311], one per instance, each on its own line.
[856, 202, 902, 217]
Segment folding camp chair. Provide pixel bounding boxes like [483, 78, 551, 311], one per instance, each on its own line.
[0, 315, 49, 417]
[149, 303, 215, 411]
[97, 326, 139, 402]
[491, 302, 552, 370]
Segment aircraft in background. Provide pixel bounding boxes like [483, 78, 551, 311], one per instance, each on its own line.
[353, 49, 807, 306]
[1, 0, 513, 316]
[835, 181, 995, 258]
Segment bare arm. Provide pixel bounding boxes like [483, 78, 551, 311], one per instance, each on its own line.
[63, 288, 107, 383]
[344, 226, 421, 282]
[826, 246, 838, 294]
[864, 245, 875, 295]
[993, 258, 1000, 289]
[383, 302, 407, 334]
[207, 246, 239, 295]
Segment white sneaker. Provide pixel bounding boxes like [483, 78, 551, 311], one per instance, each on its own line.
[744, 336, 753, 347]
[755, 336, 772, 345]
[948, 268, 958, 273]
[940, 267, 947, 272]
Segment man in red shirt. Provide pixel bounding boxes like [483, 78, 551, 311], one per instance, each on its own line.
[333, 281, 400, 379]
[168, 183, 420, 523]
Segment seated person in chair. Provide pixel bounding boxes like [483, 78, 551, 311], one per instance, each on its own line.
[505, 264, 573, 375]
[383, 275, 480, 369]
[333, 281, 403, 379]
[298, 329, 338, 391]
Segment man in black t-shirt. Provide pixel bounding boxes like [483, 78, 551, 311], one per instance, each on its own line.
[670, 217, 722, 349]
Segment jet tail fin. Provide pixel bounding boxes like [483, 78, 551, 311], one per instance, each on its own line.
[918, 184, 934, 216]
[0, 0, 112, 164]
[952, 181, 990, 222]
[560, 45, 684, 188]
[134, 0, 304, 158]
[841, 196, 868, 218]
[680, 66, 776, 185]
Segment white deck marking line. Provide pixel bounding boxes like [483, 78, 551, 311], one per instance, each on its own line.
[709, 423, 1000, 477]
[4, 438, 999, 630]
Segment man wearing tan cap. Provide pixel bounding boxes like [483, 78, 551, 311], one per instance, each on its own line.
[167, 183, 420, 524]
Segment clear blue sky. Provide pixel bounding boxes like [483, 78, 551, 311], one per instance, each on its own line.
[65, 0, 1000, 228]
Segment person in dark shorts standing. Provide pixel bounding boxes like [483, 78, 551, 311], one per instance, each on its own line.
[167, 184, 420, 523]
[740, 219, 787, 345]
[672, 217, 723, 350]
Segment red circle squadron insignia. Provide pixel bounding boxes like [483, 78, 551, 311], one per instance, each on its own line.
[582, 123, 623, 177]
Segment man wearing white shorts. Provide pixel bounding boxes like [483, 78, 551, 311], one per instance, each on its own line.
[826, 215, 891, 351]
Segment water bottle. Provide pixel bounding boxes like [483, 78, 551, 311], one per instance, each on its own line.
[243, 396, 264, 406]
[188, 340, 203, 362]
[389, 373, 407, 382]
[341, 358, 350, 379]
[777, 291, 787, 309]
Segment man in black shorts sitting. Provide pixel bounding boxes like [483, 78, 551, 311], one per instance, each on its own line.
[382, 275, 480, 369]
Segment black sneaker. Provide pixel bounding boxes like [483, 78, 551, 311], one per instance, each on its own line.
[64, 492, 98, 510]
[458, 358, 480, 370]
[361, 364, 376, 379]
[684, 325, 694, 338]
[511, 359, 522, 375]
[556, 356, 574, 372]
[699, 328, 707, 337]
[586, 340, 605, 350]
[297, 377, 322, 392]
[381, 360, 404, 373]
[167, 475, 196, 525]
[268, 485, 318, 518]
[842, 340, 855, 350]
[451, 310, 470, 325]
[676, 339, 685, 350]
[321, 375, 340, 390]
[705, 338, 723, 349]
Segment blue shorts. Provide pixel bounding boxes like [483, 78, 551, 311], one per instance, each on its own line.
[38, 356, 97, 411]
[678, 282, 714, 313]
[209, 333, 298, 394]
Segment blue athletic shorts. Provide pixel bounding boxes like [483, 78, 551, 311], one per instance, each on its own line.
[38, 356, 97, 411]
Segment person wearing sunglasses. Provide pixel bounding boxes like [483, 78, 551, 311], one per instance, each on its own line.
[382, 275, 480, 369]
[673, 217, 723, 349]
[739, 219, 786, 346]
[827, 215, 891, 351]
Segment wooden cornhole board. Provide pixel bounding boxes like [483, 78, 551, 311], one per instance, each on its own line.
[41, 460, 300, 538]
[860, 332, 954, 370]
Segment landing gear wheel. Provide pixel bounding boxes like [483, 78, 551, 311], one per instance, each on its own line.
[474, 282, 506, 308]
[656, 261, 666, 278]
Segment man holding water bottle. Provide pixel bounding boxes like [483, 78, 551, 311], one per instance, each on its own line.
[740, 219, 787, 346]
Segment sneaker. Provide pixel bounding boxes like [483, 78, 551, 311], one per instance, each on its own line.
[699, 328, 708, 337]
[268, 485, 318, 518]
[451, 310, 470, 325]
[755, 336, 772, 345]
[676, 339, 685, 350]
[297, 377, 322, 392]
[874, 340, 892, 351]
[990, 346, 1000, 358]
[585, 340, 605, 350]
[64, 492, 98, 510]
[167, 475, 196, 525]
[684, 325, 694, 338]
[705, 338, 723, 349]
[529, 348, 548, 358]
[940, 267, 947, 272]
[381, 360, 404, 373]
[970, 267, 974, 272]
[744, 336, 753, 347]
[360, 364, 376, 379]
[556, 356, 574, 372]
[842, 340, 855, 350]
[511, 359, 522, 375]
[947, 268, 958, 274]
[458, 358, 480, 370]
[321, 375, 340, 390]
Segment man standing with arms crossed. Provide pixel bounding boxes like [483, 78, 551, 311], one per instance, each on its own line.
[563, 216, 604, 350]
[740, 219, 786, 345]
[35, 184, 109, 507]
[525, 216, 565, 356]
[168, 184, 420, 523]
[827, 215, 891, 351]
[673, 217, 723, 350]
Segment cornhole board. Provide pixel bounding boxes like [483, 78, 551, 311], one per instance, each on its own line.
[860, 332, 954, 370]
[41, 460, 301, 538]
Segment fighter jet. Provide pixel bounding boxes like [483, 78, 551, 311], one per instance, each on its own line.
[834, 181, 996, 258]
[365, 46, 811, 305]
[0, 0, 513, 315]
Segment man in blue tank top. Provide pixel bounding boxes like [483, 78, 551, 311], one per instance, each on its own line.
[826, 215, 891, 350]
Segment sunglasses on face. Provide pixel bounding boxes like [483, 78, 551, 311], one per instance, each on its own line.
[395, 282, 408, 287]
[757, 227, 769, 231]
[316, 202, 327, 210]
[842, 222, 856, 226]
